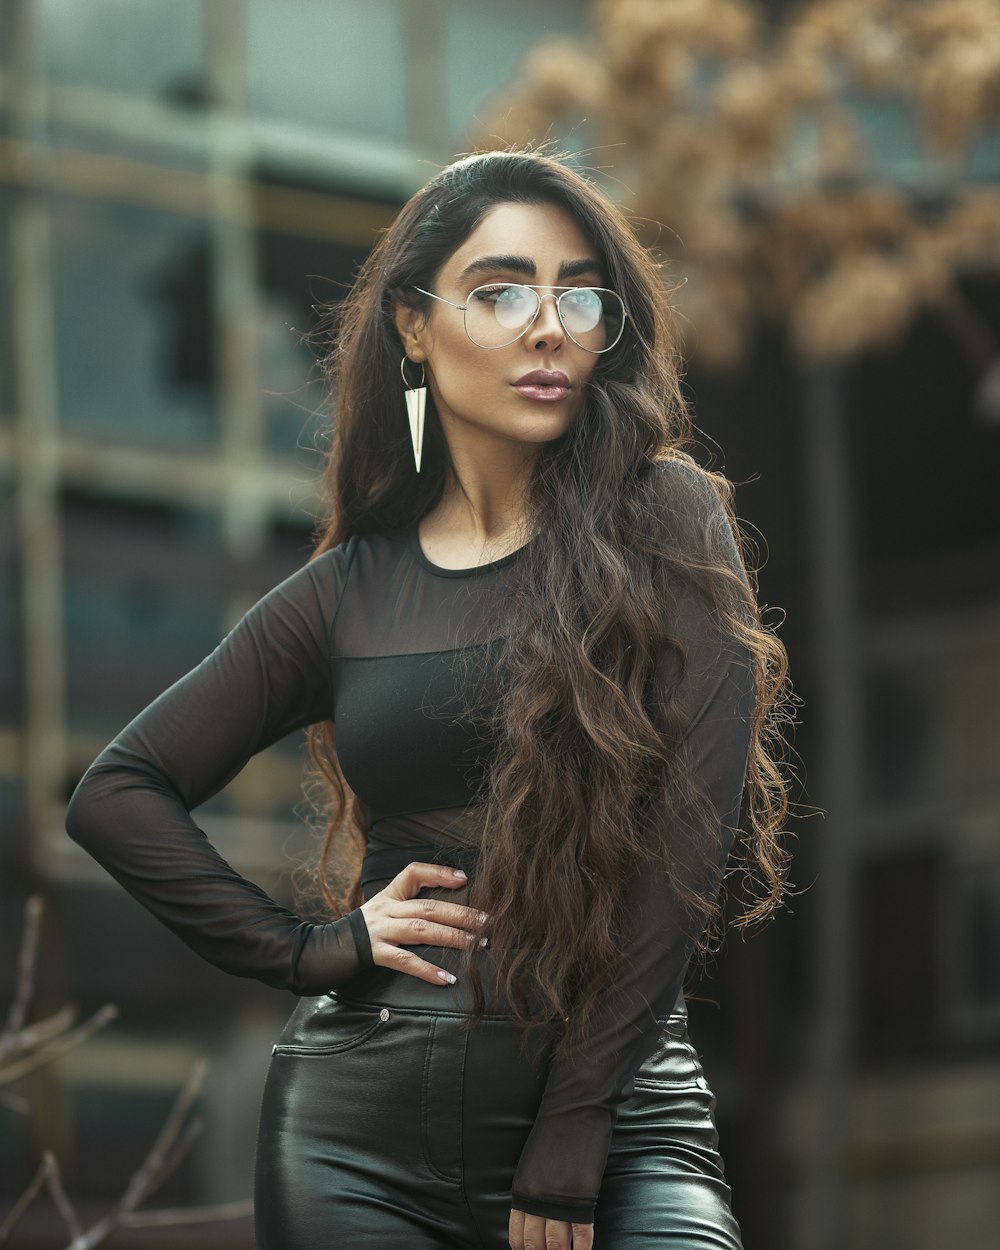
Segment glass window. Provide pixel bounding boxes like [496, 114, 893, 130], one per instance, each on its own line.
[859, 848, 942, 1061]
[257, 286, 328, 463]
[943, 858, 1000, 1039]
[45, 113, 210, 175]
[0, 480, 20, 727]
[0, 188, 13, 422]
[0, 780, 22, 886]
[247, 0, 405, 142]
[50, 196, 216, 447]
[864, 670, 931, 808]
[442, 0, 585, 145]
[852, 280, 1000, 605]
[62, 492, 320, 826]
[255, 195, 380, 459]
[38, 0, 205, 105]
[62, 492, 224, 736]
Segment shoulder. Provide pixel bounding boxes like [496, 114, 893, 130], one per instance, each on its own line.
[645, 460, 755, 635]
[648, 452, 733, 520]
[303, 528, 414, 596]
[644, 454, 750, 589]
[252, 535, 366, 626]
[308, 534, 362, 580]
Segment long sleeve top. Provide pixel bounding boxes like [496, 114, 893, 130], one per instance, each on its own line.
[65, 456, 755, 1224]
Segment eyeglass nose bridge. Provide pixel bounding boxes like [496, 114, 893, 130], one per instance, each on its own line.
[519, 289, 570, 340]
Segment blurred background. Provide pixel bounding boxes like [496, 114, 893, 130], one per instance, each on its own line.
[2, 1, 999, 1247]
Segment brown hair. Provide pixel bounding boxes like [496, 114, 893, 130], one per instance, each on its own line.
[305, 149, 793, 1060]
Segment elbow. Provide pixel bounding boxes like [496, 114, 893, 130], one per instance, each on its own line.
[65, 767, 111, 855]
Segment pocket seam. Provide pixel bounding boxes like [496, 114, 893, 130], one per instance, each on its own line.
[271, 1014, 386, 1057]
[632, 1076, 704, 1090]
[633, 1035, 704, 1089]
[420, 1018, 464, 1184]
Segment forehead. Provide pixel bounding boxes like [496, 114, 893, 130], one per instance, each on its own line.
[440, 201, 599, 277]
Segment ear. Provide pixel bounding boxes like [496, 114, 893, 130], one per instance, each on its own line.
[393, 298, 428, 363]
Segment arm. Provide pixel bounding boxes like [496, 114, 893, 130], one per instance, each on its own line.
[510, 462, 756, 1223]
[64, 541, 373, 995]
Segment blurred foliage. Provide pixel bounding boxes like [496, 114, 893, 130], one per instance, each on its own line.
[474, 0, 1000, 374]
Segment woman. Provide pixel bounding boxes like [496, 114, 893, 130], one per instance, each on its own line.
[66, 149, 791, 1249]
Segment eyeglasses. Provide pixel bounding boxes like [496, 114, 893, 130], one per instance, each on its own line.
[412, 283, 628, 353]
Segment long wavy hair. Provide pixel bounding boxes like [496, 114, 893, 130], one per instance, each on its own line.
[304, 149, 793, 1061]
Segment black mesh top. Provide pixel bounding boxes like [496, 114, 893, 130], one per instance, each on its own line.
[65, 457, 755, 1224]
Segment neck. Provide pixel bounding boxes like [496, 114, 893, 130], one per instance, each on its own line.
[435, 429, 540, 544]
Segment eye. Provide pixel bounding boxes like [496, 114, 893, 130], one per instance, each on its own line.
[469, 282, 517, 303]
[470, 284, 537, 329]
[559, 287, 604, 333]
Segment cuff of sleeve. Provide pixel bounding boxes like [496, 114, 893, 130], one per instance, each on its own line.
[290, 909, 373, 995]
[510, 1192, 596, 1225]
[347, 907, 374, 971]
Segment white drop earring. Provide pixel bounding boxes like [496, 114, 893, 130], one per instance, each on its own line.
[400, 356, 426, 473]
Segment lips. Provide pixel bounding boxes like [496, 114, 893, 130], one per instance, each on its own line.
[511, 369, 572, 402]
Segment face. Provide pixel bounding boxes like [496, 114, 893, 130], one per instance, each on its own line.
[395, 201, 605, 458]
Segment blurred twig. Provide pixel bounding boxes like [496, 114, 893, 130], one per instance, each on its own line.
[2, 895, 42, 1040]
[0, 1155, 52, 1244]
[0, 897, 118, 1092]
[1, 897, 253, 1247]
[119, 1199, 254, 1228]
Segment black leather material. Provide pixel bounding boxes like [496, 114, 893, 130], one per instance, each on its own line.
[254, 987, 742, 1249]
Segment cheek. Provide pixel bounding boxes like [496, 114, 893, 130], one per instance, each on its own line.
[431, 344, 503, 398]
[427, 325, 486, 379]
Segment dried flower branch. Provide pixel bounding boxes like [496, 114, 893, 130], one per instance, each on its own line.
[472, 0, 1000, 368]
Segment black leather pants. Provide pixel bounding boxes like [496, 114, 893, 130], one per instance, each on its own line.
[253, 958, 743, 1250]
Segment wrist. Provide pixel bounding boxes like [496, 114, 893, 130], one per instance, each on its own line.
[291, 910, 374, 995]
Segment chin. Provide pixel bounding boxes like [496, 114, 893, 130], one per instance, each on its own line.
[509, 407, 579, 441]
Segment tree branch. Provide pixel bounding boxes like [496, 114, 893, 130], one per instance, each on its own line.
[0, 896, 43, 1048]
[119, 1198, 253, 1228]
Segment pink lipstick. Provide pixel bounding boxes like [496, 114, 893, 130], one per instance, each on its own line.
[511, 369, 571, 402]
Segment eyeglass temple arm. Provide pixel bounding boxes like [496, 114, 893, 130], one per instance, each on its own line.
[412, 287, 467, 311]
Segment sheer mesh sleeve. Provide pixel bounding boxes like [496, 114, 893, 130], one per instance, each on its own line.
[64, 540, 374, 995]
[509, 462, 756, 1223]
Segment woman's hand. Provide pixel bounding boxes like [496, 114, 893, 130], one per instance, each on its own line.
[509, 1208, 594, 1250]
[359, 862, 487, 985]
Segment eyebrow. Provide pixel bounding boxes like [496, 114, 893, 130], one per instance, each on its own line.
[458, 254, 604, 282]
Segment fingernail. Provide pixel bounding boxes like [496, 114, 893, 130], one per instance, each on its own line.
[476, 911, 488, 924]
[452, 869, 467, 879]
[438, 970, 457, 984]
[478, 936, 489, 949]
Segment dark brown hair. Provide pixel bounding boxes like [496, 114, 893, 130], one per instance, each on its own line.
[305, 149, 792, 1060]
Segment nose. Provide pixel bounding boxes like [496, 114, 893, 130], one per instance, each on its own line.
[522, 292, 566, 352]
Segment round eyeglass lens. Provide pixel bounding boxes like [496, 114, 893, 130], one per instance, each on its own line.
[559, 287, 603, 333]
[559, 288, 626, 352]
[464, 285, 536, 347]
[493, 285, 538, 332]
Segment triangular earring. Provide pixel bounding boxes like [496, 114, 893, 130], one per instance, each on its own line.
[401, 356, 426, 473]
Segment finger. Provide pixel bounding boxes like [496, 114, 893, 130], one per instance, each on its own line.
[392, 897, 490, 931]
[370, 942, 459, 986]
[572, 1221, 595, 1248]
[389, 862, 470, 898]
[527, 1213, 569, 1250]
[508, 1207, 524, 1250]
[380, 916, 483, 950]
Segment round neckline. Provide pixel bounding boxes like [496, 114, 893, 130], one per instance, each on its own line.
[407, 523, 534, 579]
